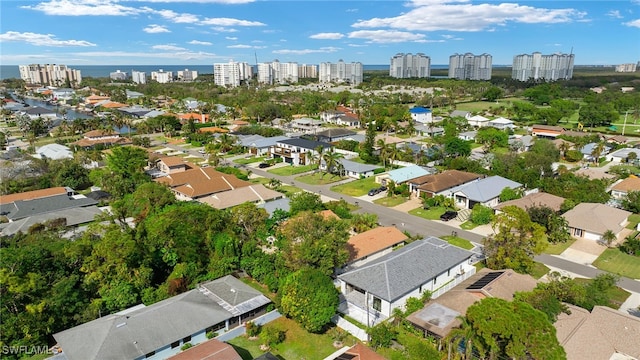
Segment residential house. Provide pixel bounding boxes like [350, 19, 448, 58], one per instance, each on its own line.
[449, 175, 522, 209]
[246, 135, 290, 156]
[198, 184, 284, 210]
[406, 268, 537, 340]
[155, 167, 252, 201]
[554, 305, 640, 360]
[408, 170, 484, 199]
[375, 165, 434, 186]
[563, 203, 631, 241]
[20, 106, 57, 120]
[605, 148, 640, 163]
[155, 156, 190, 174]
[488, 117, 515, 130]
[610, 177, 640, 199]
[341, 226, 408, 272]
[531, 124, 565, 139]
[118, 106, 156, 119]
[33, 143, 73, 160]
[320, 109, 345, 124]
[270, 138, 331, 165]
[51, 88, 75, 102]
[335, 115, 360, 127]
[313, 128, 357, 143]
[508, 135, 534, 153]
[449, 110, 471, 119]
[494, 191, 566, 213]
[167, 339, 242, 360]
[84, 94, 111, 107]
[409, 106, 434, 124]
[458, 130, 477, 141]
[580, 142, 611, 162]
[53, 275, 271, 360]
[125, 89, 144, 100]
[467, 115, 490, 128]
[334, 159, 379, 179]
[70, 129, 129, 148]
[324, 343, 386, 360]
[257, 198, 291, 216]
[605, 135, 629, 145]
[415, 124, 444, 137]
[337, 237, 476, 321]
[179, 112, 209, 124]
[289, 118, 323, 133]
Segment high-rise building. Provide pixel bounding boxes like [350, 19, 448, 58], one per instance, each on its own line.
[213, 61, 252, 88]
[512, 52, 575, 81]
[257, 60, 299, 85]
[109, 70, 128, 81]
[131, 70, 146, 84]
[298, 64, 318, 78]
[177, 69, 198, 81]
[319, 60, 363, 86]
[448, 53, 492, 80]
[615, 63, 638, 73]
[390, 53, 431, 78]
[18, 64, 82, 86]
[151, 69, 173, 83]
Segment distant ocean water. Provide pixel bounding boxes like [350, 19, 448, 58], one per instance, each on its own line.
[0, 64, 453, 80]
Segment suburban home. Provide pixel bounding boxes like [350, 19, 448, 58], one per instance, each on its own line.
[494, 191, 566, 213]
[155, 167, 252, 201]
[70, 129, 129, 148]
[269, 138, 331, 165]
[562, 203, 631, 241]
[415, 124, 445, 137]
[488, 117, 515, 130]
[408, 170, 483, 199]
[375, 165, 434, 186]
[458, 130, 477, 141]
[320, 109, 345, 124]
[33, 143, 73, 160]
[508, 135, 534, 153]
[449, 110, 471, 119]
[337, 237, 476, 322]
[20, 106, 58, 120]
[340, 226, 408, 272]
[125, 89, 144, 100]
[552, 138, 574, 151]
[449, 175, 522, 210]
[335, 115, 360, 127]
[555, 305, 640, 360]
[53, 275, 271, 360]
[240, 135, 290, 156]
[167, 339, 242, 360]
[580, 142, 611, 161]
[406, 268, 537, 340]
[198, 184, 284, 210]
[331, 159, 379, 179]
[179, 112, 209, 124]
[313, 128, 357, 143]
[531, 124, 565, 139]
[409, 106, 434, 124]
[605, 148, 640, 163]
[155, 156, 190, 174]
[325, 343, 386, 360]
[610, 177, 640, 199]
[605, 135, 629, 145]
[467, 115, 490, 128]
[51, 88, 75, 102]
[289, 118, 323, 133]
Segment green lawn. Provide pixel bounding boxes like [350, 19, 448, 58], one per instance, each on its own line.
[408, 206, 447, 220]
[227, 317, 353, 360]
[268, 164, 317, 176]
[441, 235, 475, 250]
[530, 262, 551, 279]
[295, 172, 347, 185]
[235, 156, 266, 165]
[593, 248, 640, 279]
[544, 239, 576, 255]
[330, 176, 378, 197]
[627, 214, 640, 230]
[573, 278, 631, 309]
[373, 196, 408, 207]
[460, 221, 479, 230]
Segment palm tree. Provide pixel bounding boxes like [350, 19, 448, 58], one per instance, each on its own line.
[590, 142, 606, 164]
[446, 316, 487, 360]
[217, 133, 236, 154]
[312, 145, 325, 168]
[627, 151, 637, 164]
[377, 139, 391, 169]
[601, 229, 617, 247]
[558, 140, 571, 159]
[322, 149, 344, 178]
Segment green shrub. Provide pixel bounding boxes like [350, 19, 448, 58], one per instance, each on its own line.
[245, 321, 262, 337]
[191, 141, 202, 147]
[470, 204, 493, 225]
[181, 343, 192, 351]
[367, 322, 397, 349]
[260, 326, 285, 346]
[564, 149, 583, 162]
[206, 331, 218, 339]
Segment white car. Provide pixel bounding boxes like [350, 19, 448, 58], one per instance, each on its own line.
[198, 150, 206, 154]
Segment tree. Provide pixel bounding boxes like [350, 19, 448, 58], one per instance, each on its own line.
[601, 229, 617, 247]
[622, 191, 640, 213]
[367, 322, 397, 349]
[278, 268, 339, 333]
[499, 187, 522, 202]
[527, 205, 571, 244]
[470, 204, 493, 225]
[322, 148, 344, 177]
[444, 137, 471, 158]
[96, 146, 150, 198]
[484, 206, 548, 274]
[288, 191, 324, 215]
[461, 298, 566, 360]
[476, 127, 508, 152]
[482, 86, 503, 102]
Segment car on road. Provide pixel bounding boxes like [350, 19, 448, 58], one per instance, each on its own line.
[440, 210, 458, 222]
[198, 150, 206, 154]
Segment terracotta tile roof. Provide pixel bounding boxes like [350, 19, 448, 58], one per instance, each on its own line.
[100, 101, 128, 109]
[84, 129, 120, 138]
[611, 176, 640, 193]
[158, 156, 187, 167]
[0, 187, 68, 205]
[344, 343, 386, 360]
[410, 170, 483, 194]
[198, 127, 229, 133]
[179, 113, 209, 122]
[347, 226, 408, 262]
[167, 339, 242, 360]
[494, 192, 566, 212]
[156, 167, 251, 199]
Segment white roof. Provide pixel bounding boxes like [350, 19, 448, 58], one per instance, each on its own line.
[34, 143, 73, 160]
[489, 117, 513, 124]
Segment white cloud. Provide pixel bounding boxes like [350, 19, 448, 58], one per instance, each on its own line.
[309, 33, 345, 40]
[189, 40, 212, 45]
[225, 36, 238, 40]
[624, 18, 640, 27]
[227, 44, 266, 49]
[154, 9, 200, 23]
[152, 44, 186, 51]
[607, 10, 623, 18]
[22, 0, 141, 16]
[346, 8, 358, 13]
[143, 24, 170, 33]
[200, 17, 265, 26]
[273, 47, 340, 55]
[73, 50, 221, 61]
[352, 0, 586, 32]
[211, 27, 238, 33]
[348, 44, 368, 47]
[0, 31, 96, 47]
[348, 30, 426, 43]
[139, 0, 254, 3]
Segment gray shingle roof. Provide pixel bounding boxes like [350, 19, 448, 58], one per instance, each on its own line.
[0, 194, 98, 220]
[450, 176, 522, 203]
[0, 206, 104, 236]
[338, 237, 474, 302]
[279, 138, 331, 150]
[339, 159, 380, 173]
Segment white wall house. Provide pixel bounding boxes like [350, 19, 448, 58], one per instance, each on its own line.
[563, 203, 631, 242]
[449, 175, 522, 210]
[409, 107, 434, 124]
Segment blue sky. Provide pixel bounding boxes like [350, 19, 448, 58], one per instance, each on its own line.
[1, 0, 639, 66]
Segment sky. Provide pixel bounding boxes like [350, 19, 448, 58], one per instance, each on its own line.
[1, 0, 639, 66]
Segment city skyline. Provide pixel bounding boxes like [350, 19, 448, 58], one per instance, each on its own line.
[1, 0, 639, 66]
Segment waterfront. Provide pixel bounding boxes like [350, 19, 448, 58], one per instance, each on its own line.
[11, 94, 92, 120]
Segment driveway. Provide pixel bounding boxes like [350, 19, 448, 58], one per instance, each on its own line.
[559, 237, 608, 265]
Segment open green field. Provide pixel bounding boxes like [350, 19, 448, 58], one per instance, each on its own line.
[330, 176, 378, 197]
[227, 317, 356, 360]
[593, 248, 640, 280]
[295, 172, 346, 185]
[267, 164, 316, 176]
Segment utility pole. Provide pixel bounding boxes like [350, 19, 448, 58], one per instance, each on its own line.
[622, 110, 629, 136]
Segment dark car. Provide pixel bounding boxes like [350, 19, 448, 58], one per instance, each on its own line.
[258, 163, 271, 168]
[368, 188, 381, 196]
[440, 210, 458, 222]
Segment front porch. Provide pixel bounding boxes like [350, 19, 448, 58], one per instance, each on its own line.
[337, 291, 387, 328]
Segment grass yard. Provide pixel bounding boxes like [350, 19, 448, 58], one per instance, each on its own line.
[573, 277, 631, 309]
[330, 176, 378, 197]
[627, 214, 640, 230]
[530, 262, 551, 279]
[460, 221, 479, 230]
[408, 206, 447, 220]
[544, 239, 576, 255]
[373, 196, 408, 207]
[441, 235, 475, 250]
[593, 248, 640, 280]
[227, 317, 352, 360]
[296, 172, 347, 185]
[235, 156, 266, 165]
[268, 164, 317, 176]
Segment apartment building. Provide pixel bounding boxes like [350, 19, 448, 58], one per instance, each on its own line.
[177, 68, 198, 81]
[213, 61, 253, 88]
[615, 63, 638, 73]
[257, 60, 299, 85]
[390, 53, 431, 78]
[151, 69, 173, 83]
[319, 60, 363, 86]
[109, 70, 128, 81]
[18, 64, 82, 86]
[448, 53, 492, 80]
[512, 52, 575, 81]
[131, 70, 146, 84]
[298, 64, 318, 78]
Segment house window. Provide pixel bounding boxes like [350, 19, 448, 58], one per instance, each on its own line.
[145, 351, 155, 358]
[171, 341, 180, 349]
[433, 277, 437, 285]
[372, 297, 382, 312]
[574, 228, 583, 237]
[182, 335, 191, 343]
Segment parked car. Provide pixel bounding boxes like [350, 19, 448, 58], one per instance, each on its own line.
[368, 186, 387, 196]
[440, 210, 458, 222]
[258, 163, 271, 169]
[198, 149, 206, 154]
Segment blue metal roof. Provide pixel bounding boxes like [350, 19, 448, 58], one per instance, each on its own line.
[409, 107, 431, 114]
